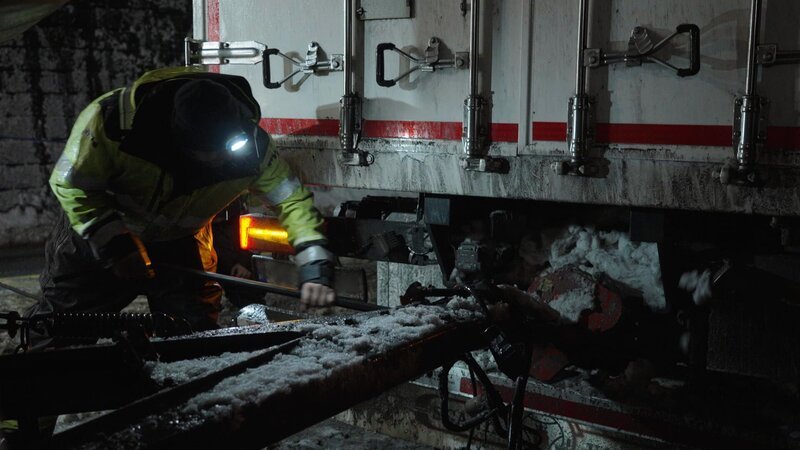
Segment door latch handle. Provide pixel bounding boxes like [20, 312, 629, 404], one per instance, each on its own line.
[184, 38, 343, 90]
[376, 37, 468, 88]
[585, 24, 701, 77]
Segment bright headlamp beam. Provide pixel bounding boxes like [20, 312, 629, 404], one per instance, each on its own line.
[229, 137, 248, 152]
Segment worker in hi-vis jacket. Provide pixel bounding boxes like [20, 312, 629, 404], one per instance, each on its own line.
[29, 66, 336, 338]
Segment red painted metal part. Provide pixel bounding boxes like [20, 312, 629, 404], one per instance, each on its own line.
[532, 121, 800, 149]
[768, 126, 800, 149]
[260, 118, 519, 142]
[259, 118, 800, 148]
[588, 284, 624, 332]
[531, 121, 569, 142]
[527, 265, 626, 331]
[364, 120, 462, 140]
[259, 118, 340, 137]
[206, 0, 220, 74]
[526, 266, 624, 381]
[457, 377, 756, 449]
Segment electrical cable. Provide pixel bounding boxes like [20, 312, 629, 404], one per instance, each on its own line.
[438, 353, 509, 438]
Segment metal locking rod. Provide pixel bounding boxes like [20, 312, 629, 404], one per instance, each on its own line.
[717, 0, 767, 186]
[757, 45, 800, 66]
[587, 24, 701, 77]
[560, 0, 593, 177]
[376, 37, 468, 87]
[339, 0, 368, 166]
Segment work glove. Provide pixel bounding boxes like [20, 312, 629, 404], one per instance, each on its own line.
[96, 233, 155, 280]
[298, 259, 336, 307]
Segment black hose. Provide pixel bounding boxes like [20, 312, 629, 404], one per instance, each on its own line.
[438, 354, 509, 438]
[507, 345, 532, 450]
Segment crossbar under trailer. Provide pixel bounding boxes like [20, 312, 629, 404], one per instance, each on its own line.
[0, 304, 487, 450]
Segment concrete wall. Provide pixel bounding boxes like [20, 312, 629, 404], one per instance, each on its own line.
[0, 0, 192, 247]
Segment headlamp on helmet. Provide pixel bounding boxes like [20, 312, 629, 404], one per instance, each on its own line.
[226, 131, 249, 153]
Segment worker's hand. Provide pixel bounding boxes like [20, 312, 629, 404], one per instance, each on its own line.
[300, 282, 336, 307]
[297, 257, 336, 308]
[230, 263, 253, 279]
[100, 233, 155, 280]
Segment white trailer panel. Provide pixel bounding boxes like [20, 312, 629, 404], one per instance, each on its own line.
[197, 0, 800, 216]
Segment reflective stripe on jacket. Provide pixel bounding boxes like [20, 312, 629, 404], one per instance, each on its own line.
[50, 67, 326, 248]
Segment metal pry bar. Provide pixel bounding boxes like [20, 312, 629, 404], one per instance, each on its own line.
[157, 263, 386, 312]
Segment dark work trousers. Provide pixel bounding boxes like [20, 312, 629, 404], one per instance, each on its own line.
[28, 212, 222, 346]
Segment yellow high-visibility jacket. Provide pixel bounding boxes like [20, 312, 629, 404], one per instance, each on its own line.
[50, 67, 327, 257]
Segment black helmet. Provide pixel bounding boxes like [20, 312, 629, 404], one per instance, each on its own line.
[171, 79, 255, 166]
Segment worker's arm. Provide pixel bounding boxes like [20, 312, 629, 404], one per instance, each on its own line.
[249, 129, 335, 306]
[49, 96, 153, 279]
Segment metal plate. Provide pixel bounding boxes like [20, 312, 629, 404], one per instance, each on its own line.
[359, 0, 412, 20]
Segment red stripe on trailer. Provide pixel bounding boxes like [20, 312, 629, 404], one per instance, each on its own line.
[533, 121, 732, 147]
[596, 123, 731, 147]
[533, 121, 800, 149]
[259, 118, 339, 136]
[363, 120, 462, 141]
[490, 123, 519, 142]
[259, 119, 519, 142]
[257, 118, 800, 149]
[206, 0, 220, 74]
[532, 121, 568, 142]
[768, 126, 800, 149]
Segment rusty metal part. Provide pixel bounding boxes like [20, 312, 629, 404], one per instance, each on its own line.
[55, 315, 485, 449]
[526, 265, 630, 381]
[528, 265, 623, 331]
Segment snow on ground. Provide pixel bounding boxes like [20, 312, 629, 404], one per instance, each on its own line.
[543, 226, 665, 312]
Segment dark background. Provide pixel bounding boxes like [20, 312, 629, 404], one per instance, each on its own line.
[0, 0, 193, 247]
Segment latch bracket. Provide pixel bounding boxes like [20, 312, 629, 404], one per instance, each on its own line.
[376, 37, 469, 87]
[756, 44, 800, 66]
[184, 38, 265, 65]
[263, 42, 343, 89]
[184, 38, 343, 90]
[585, 24, 700, 77]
